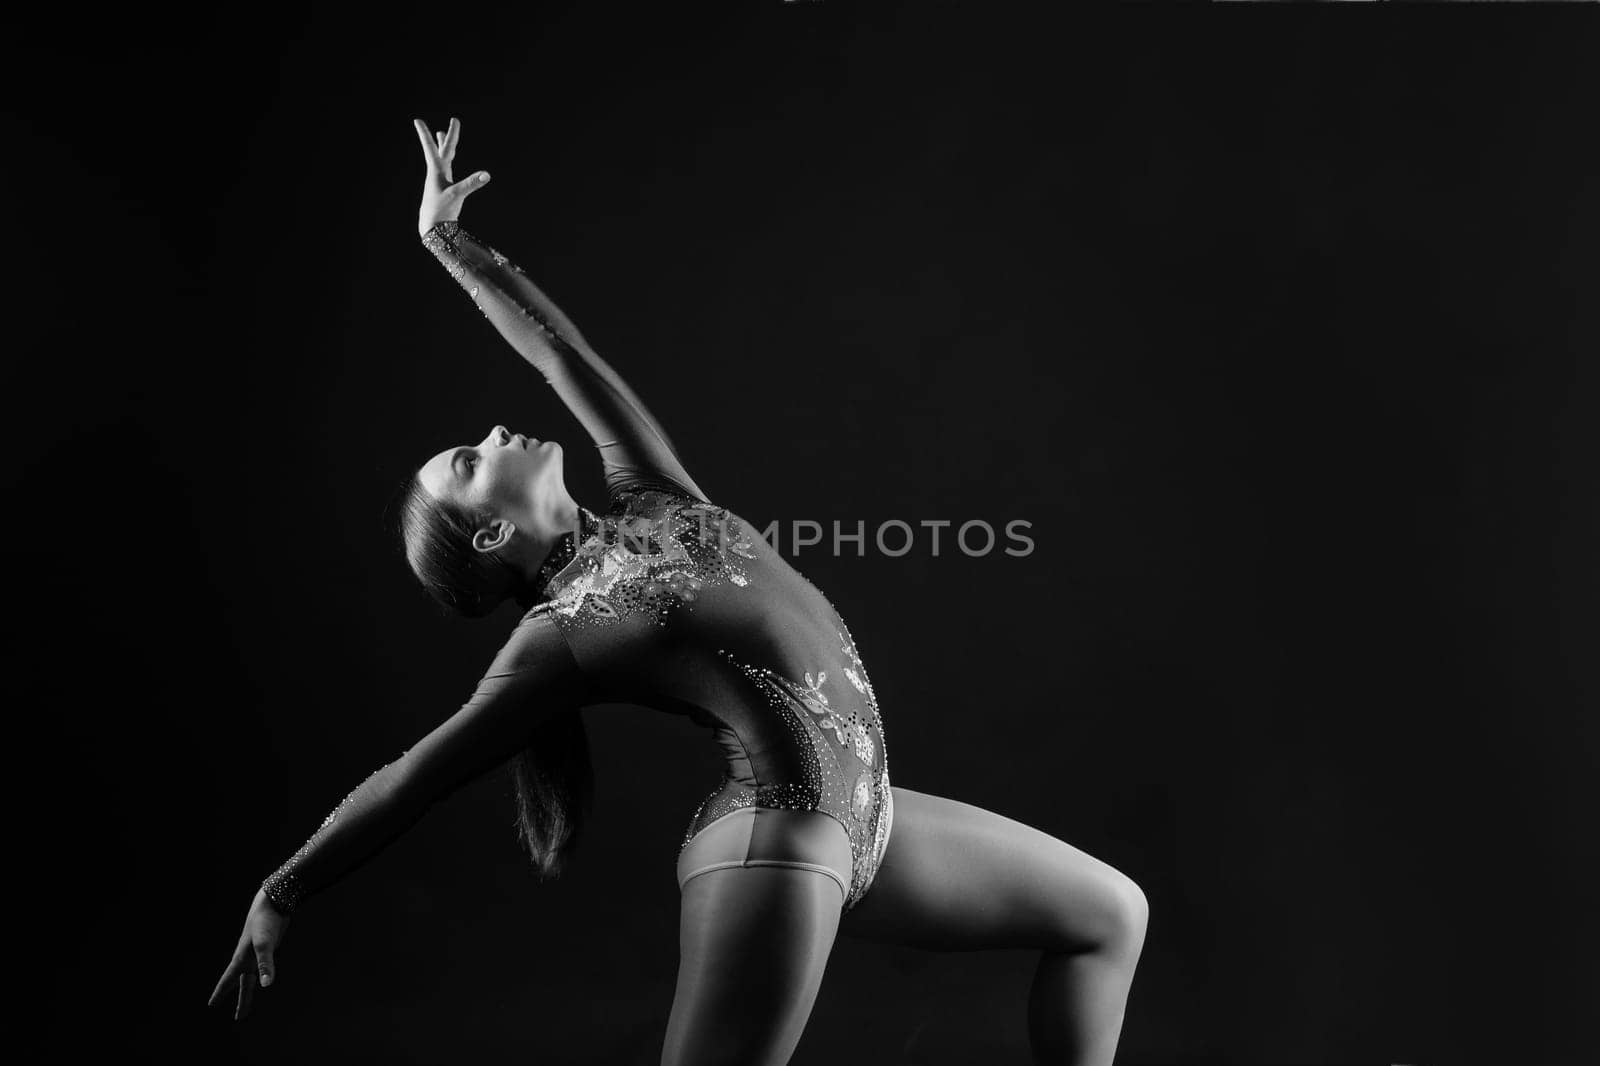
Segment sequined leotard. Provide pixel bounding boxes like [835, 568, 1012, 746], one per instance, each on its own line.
[260, 221, 892, 916]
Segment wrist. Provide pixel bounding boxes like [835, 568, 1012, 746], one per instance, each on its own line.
[260, 867, 304, 915]
[419, 215, 462, 240]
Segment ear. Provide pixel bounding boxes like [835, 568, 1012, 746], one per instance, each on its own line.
[472, 518, 515, 555]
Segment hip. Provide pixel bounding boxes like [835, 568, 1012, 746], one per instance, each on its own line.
[678, 767, 895, 912]
[677, 805, 855, 905]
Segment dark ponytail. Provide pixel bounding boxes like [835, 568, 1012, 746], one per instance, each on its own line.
[397, 473, 594, 879]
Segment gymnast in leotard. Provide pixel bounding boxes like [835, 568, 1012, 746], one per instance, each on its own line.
[209, 117, 1150, 1066]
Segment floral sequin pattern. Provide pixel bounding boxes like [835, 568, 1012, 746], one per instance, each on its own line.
[766, 668, 875, 767]
[532, 491, 755, 631]
[715, 642, 892, 911]
[413, 218, 902, 912]
[840, 628, 878, 706]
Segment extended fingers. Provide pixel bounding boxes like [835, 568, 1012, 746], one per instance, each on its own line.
[412, 118, 440, 169]
[208, 936, 250, 1009]
[236, 969, 257, 1020]
[415, 117, 461, 164]
[450, 170, 492, 200]
[207, 960, 238, 1009]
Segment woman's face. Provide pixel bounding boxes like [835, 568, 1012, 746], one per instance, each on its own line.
[418, 424, 570, 547]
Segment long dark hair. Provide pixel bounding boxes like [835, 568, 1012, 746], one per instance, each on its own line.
[397, 473, 593, 880]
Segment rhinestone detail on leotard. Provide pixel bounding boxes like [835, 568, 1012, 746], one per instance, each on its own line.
[261, 779, 369, 914]
[334, 226, 894, 914]
[695, 642, 892, 912]
[526, 490, 757, 631]
[529, 488, 894, 910]
[423, 220, 570, 343]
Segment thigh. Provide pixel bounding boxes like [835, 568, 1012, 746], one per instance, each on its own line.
[662, 861, 843, 1065]
[840, 786, 1145, 954]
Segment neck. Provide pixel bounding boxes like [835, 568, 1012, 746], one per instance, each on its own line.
[551, 496, 581, 544]
[521, 497, 586, 590]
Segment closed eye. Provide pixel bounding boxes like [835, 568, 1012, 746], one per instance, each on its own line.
[451, 448, 479, 481]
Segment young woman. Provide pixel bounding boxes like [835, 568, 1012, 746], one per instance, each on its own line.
[209, 117, 1150, 1066]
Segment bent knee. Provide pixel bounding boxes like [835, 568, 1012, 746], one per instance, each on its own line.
[1110, 874, 1150, 954]
[1049, 869, 1149, 957]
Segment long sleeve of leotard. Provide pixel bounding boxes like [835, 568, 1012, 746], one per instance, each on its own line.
[259, 610, 590, 913]
[420, 220, 709, 503]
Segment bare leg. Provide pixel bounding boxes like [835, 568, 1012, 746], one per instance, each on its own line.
[661, 864, 844, 1066]
[841, 787, 1149, 1065]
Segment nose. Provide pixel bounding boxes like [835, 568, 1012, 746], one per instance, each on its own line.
[484, 424, 510, 447]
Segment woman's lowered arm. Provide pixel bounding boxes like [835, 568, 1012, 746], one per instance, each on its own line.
[209, 610, 587, 1019]
[258, 610, 589, 914]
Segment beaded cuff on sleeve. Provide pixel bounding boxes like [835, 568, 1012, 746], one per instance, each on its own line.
[419, 221, 568, 344]
[258, 782, 364, 914]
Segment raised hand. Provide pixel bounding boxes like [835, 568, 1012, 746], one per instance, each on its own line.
[413, 116, 492, 238]
[207, 888, 293, 1021]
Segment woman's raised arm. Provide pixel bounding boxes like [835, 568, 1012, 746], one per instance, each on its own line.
[209, 610, 588, 1018]
[412, 117, 708, 503]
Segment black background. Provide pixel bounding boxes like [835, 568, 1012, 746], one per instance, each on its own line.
[16, 3, 1599, 1064]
